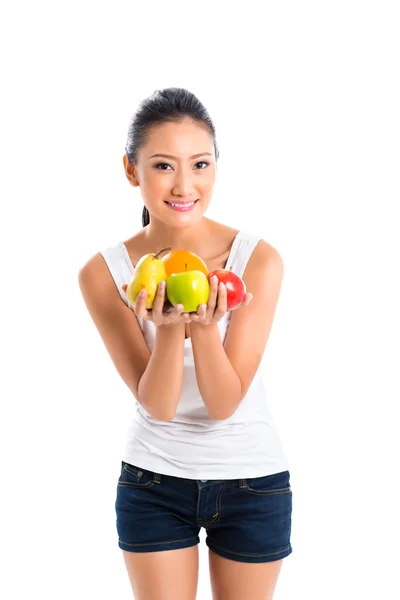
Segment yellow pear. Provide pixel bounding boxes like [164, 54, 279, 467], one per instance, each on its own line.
[126, 247, 171, 310]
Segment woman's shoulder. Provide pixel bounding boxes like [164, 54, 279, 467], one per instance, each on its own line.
[209, 221, 241, 244]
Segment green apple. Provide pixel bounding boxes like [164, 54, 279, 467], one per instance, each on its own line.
[166, 270, 210, 313]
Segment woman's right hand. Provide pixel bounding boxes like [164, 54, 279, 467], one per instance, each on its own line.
[121, 282, 190, 326]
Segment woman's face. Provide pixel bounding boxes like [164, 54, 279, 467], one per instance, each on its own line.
[125, 118, 217, 225]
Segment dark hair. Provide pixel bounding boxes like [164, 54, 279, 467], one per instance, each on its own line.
[124, 87, 219, 227]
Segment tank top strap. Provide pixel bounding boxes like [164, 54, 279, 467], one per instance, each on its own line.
[99, 243, 132, 306]
[227, 230, 263, 278]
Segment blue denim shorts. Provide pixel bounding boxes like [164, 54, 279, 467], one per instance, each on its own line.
[115, 461, 293, 564]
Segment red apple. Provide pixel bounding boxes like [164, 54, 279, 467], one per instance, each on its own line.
[208, 267, 246, 311]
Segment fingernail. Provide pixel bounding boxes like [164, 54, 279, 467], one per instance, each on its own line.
[176, 304, 183, 310]
[160, 280, 166, 289]
[139, 290, 146, 297]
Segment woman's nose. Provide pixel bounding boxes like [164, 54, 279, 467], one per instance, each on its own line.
[172, 170, 196, 197]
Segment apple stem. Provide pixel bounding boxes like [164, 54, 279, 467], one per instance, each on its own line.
[229, 266, 233, 271]
[185, 262, 187, 271]
[155, 247, 172, 259]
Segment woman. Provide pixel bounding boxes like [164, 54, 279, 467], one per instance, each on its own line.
[78, 87, 293, 600]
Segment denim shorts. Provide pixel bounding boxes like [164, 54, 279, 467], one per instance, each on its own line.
[115, 461, 293, 564]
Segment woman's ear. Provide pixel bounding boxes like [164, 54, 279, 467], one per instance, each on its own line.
[123, 154, 140, 187]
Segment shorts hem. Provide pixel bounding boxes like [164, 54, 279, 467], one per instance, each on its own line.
[206, 539, 293, 563]
[118, 535, 200, 553]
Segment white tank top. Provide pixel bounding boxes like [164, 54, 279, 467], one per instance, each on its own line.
[100, 230, 290, 479]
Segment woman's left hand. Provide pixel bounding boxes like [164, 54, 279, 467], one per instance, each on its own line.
[189, 275, 253, 325]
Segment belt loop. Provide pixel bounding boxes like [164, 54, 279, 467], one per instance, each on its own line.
[153, 472, 161, 484]
[239, 478, 247, 488]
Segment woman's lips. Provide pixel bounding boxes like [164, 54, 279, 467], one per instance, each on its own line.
[164, 199, 199, 212]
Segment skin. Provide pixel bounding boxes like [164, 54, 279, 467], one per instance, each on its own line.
[121, 117, 253, 328]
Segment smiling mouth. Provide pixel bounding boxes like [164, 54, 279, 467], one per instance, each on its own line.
[165, 199, 198, 208]
[164, 200, 199, 207]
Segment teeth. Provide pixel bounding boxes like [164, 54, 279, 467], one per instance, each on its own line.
[169, 201, 195, 207]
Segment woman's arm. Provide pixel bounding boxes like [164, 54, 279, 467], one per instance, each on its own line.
[189, 241, 284, 420]
[190, 322, 242, 420]
[78, 253, 186, 422]
[138, 323, 186, 421]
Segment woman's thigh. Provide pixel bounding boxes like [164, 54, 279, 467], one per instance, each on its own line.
[123, 546, 199, 600]
[209, 551, 284, 600]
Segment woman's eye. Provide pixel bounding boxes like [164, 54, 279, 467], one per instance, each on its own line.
[154, 161, 209, 170]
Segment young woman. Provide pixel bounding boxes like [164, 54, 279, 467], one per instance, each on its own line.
[78, 87, 293, 600]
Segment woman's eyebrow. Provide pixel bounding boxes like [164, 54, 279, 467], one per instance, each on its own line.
[148, 152, 212, 160]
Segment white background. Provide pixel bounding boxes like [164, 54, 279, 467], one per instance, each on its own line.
[1, 1, 399, 598]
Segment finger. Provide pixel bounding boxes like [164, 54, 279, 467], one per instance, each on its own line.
[152, 280, 166, 318]
[187, 309, 200, 320]
[196, 304, 207, 319]
[122, 284, 127, 293]
[214, 281, 227, 319]
[206, 275, 219, 319]
[241, 293, 253, 307]
[175, 310, 190, 324]
[169, 303, 184, 323]
[135, 289, 148, 318]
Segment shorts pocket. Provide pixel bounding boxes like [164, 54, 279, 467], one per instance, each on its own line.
[117, 461, 157, 489]
[242, 470, 292, 496]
